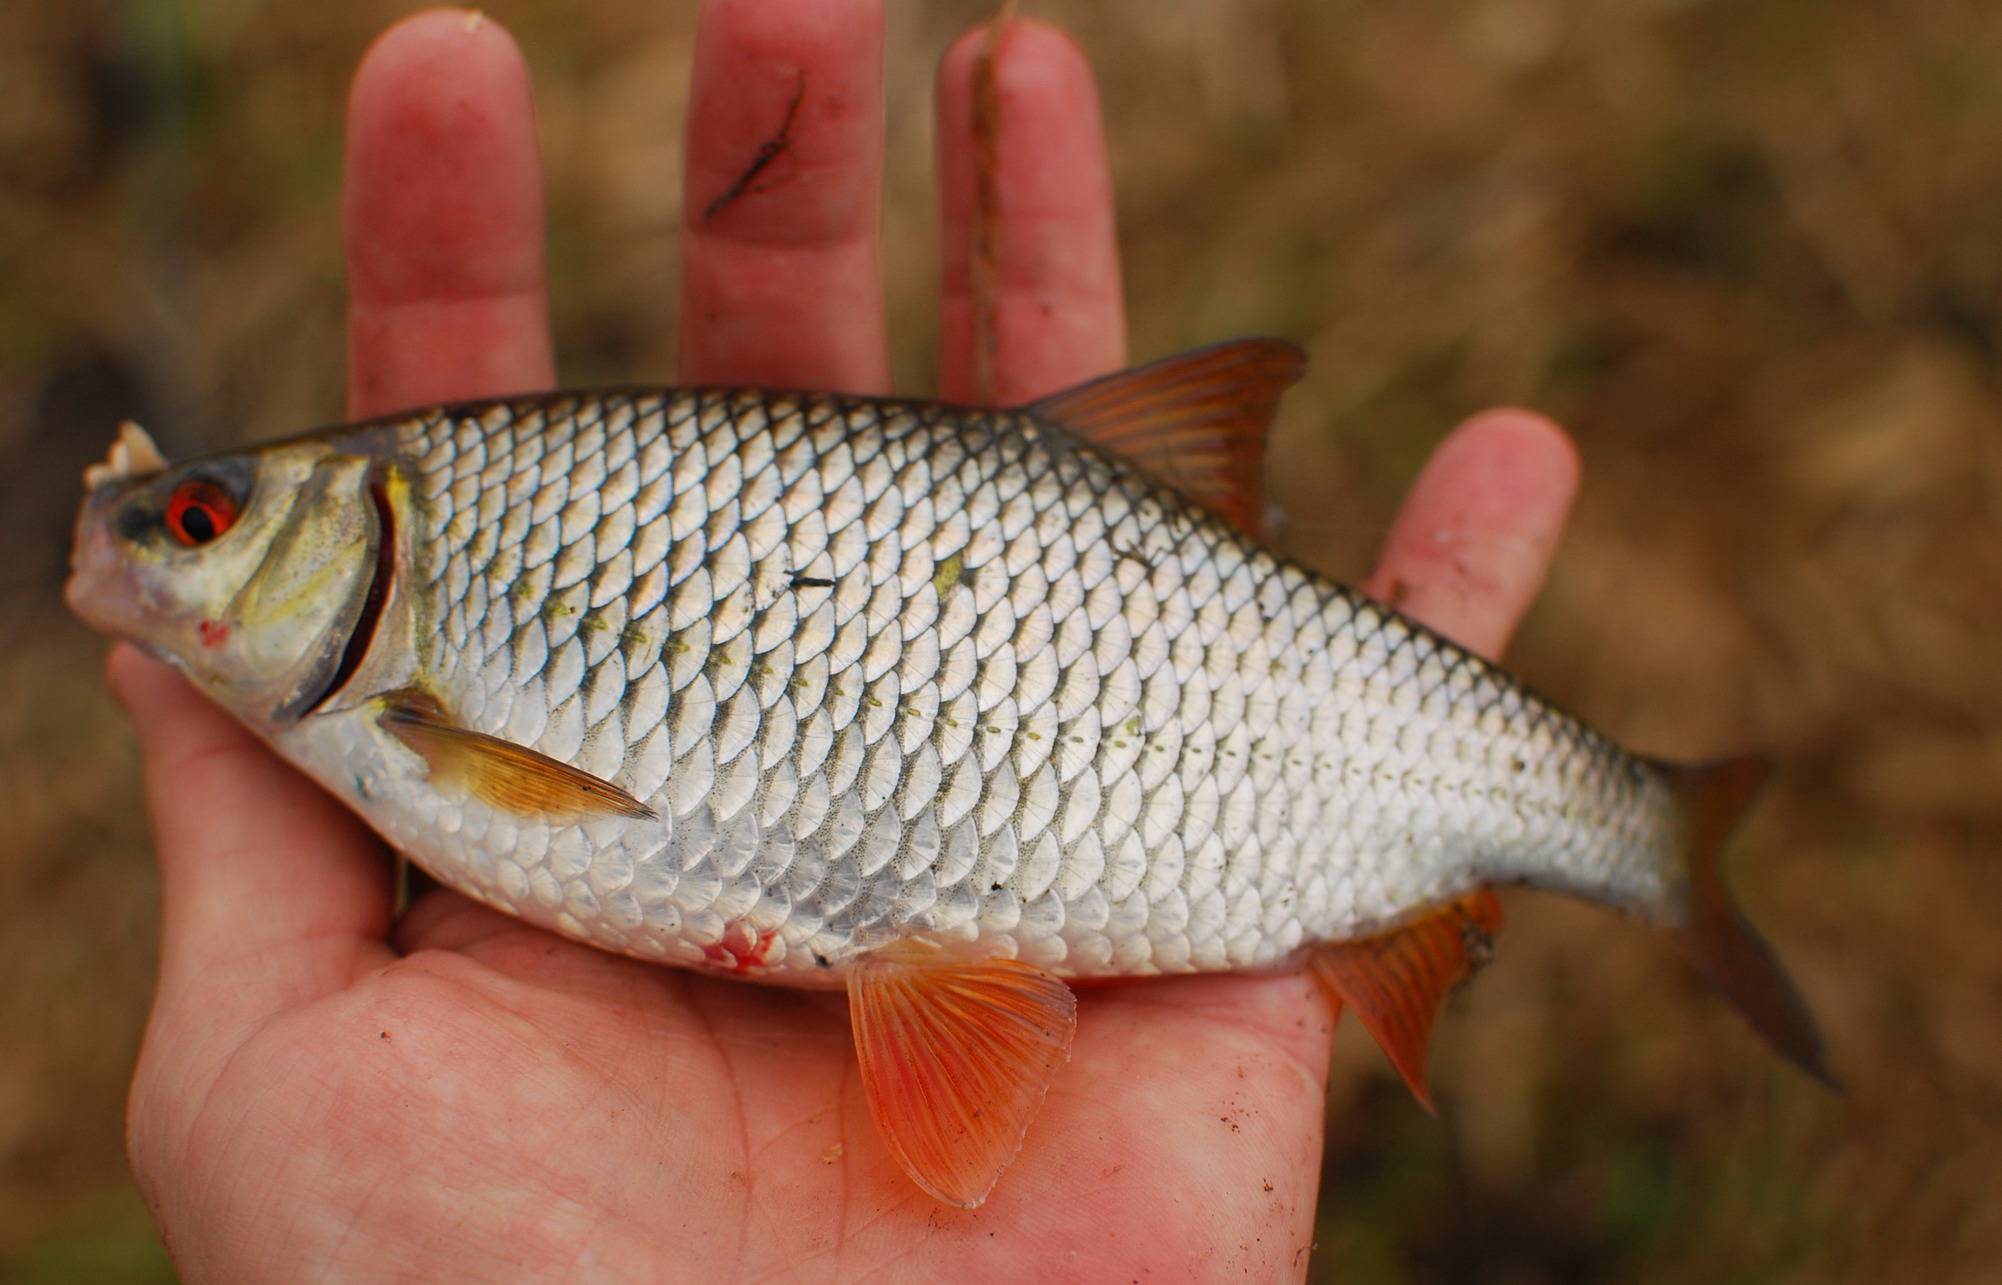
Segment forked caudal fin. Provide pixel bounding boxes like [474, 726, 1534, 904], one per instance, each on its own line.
[1668, 757, 1839, 1087]
[1309, 759, 1834, 1106]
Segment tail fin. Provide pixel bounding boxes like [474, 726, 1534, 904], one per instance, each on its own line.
[1668, 758, 1839, 1087]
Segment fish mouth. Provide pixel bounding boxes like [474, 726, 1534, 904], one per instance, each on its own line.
[290, 475, 396, 720]
[64, 486, 151, 637]
[64, 495, 199, 684]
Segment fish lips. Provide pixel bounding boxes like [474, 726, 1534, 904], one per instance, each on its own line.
[65, 482, 170, 643]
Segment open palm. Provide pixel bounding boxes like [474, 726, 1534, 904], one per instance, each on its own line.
[113, 7, 1579, 1280]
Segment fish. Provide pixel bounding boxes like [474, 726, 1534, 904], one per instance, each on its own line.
[65, 339, 1832, 1208]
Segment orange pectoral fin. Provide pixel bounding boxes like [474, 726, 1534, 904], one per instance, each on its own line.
[380, 693, 656, 821]
[1308, 890, 1503, 1112]
[847, 950, 1078, 1209]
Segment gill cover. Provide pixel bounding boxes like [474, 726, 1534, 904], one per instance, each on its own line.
[236, 452, 386, 722]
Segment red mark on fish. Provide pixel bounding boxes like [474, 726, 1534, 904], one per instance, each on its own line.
[703, 921, 778, 973]
[197, 619, 229, 648]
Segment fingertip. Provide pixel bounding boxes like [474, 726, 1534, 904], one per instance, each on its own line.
[682, 0, 886, 234]
[679, 0, 890, 391]
[1435, 408, 1582, 516]
[937, 15, 1094, 92]
[353, 8, 521, 81]
[345, 7, 542, 303]
[344, 7, 553, 415]
[348, 8, 537, 149]
[936, 15, 1124, 403]
[936, 15, 1114, 239]
[1368, 408, 1581, 659]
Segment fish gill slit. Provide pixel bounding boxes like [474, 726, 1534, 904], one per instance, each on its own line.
[303, 474, 395, 717]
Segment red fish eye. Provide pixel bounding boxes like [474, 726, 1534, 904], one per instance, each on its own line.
[164, 479, 238, 547]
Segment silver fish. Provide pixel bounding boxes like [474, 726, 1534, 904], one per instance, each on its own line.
[66, 340, 1830, 1207]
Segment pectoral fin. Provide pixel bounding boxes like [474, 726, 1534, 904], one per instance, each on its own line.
[1309, 890, 1502, 1112]
[380, 693, 656, 821]
[848, 949, 1078, 1208]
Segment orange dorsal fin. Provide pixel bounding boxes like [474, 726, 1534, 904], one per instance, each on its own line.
[1026, 338, 1305, 538]
[380, 693, 656, 821]
[848, 949, 1077, 1208]
[1308, 890, 1503, 1112]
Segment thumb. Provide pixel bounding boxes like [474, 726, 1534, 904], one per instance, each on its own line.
[109, 645, 395, 1045]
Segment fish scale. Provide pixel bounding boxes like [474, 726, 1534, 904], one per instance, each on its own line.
[293, 385, 1676, 980]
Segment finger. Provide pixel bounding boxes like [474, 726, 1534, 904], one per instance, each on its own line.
[394, 886, 523, 955]
[936, 18, 1124, 405]
[108, 646, 395, 1036]
[679, 0, 890, 392]
[1365, 409, 1581, 658]
[344, 8, 555, 418]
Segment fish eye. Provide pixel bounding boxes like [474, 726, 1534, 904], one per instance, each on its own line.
[164, 478, 239, 547]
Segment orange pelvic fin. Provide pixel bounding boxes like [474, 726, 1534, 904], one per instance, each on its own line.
[380, 693, 656, 821]
[1667, 757, 1838, 1086]
[847, 948, 1078, 1208]
[1308, 890, 1503, 1112]
[1027, 338, 1305, 538]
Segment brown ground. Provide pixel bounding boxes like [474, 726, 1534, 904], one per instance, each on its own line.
[3, 2, 1998, 1281]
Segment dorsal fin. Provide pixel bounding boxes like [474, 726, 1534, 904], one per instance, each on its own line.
[1308, 890, 1503, 1112]
[1025, 338, 1305, 539]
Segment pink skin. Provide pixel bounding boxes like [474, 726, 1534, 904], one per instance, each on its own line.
[677, 0, 891, 394]
[111, 6, 1578, 1279]
[935, 22, 1126, 404]
[342, 13, 554, 414]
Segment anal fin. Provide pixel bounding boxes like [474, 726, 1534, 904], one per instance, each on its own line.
[848, 948, 1077, 1208]
[380, 692, 656, 821]
[1309, 890, 1502, 1112]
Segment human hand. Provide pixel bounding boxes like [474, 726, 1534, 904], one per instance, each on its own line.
[112, 6, 1578, 1279]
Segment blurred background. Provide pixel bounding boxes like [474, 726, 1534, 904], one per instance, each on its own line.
[3, 1, 1998, 1280]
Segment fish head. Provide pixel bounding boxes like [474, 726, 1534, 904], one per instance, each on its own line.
[67, 423, 388, 731]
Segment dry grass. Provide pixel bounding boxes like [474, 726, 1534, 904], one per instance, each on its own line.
[3, 1, 1999, 1280]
